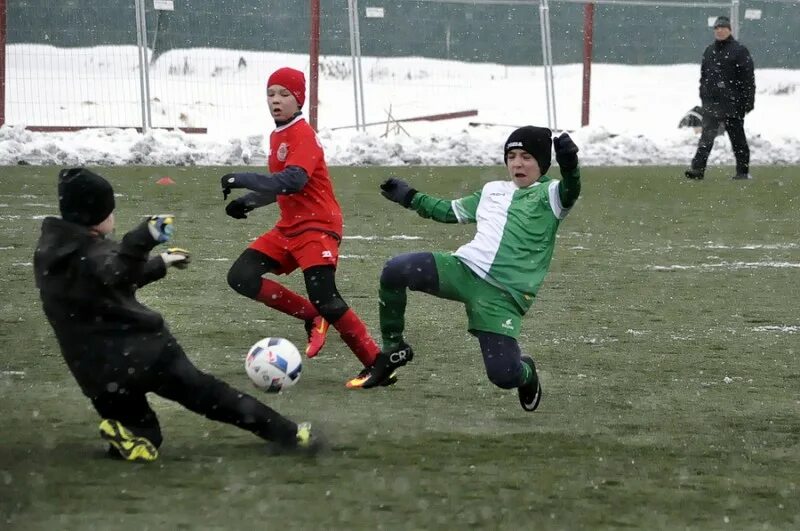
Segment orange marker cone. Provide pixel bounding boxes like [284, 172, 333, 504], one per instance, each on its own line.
[156, 176, 176, 185]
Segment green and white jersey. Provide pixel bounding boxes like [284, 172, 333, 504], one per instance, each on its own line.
[449, 175, 570, 312]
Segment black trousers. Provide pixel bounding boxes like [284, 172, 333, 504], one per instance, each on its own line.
[89, 338, 298, 448]
[691, 114, 750, 175]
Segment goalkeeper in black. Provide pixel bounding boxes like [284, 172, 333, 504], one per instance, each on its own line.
[33, 168, 319, 462]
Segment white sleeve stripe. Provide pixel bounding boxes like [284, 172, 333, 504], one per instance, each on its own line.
[548, 180, 569, 219]
[452, 200, 471, 223]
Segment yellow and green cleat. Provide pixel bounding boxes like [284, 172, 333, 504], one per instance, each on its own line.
[296, 422, 313, 448]
[291, 422, 325, 456]
[99, 419, 158, 462]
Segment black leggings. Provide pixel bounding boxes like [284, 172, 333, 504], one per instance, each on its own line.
[381, 252, 525, 389]
[90, 338, 298, 447]
[227, 248, 349, 323]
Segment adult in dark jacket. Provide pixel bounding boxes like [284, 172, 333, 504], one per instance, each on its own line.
[33, 168, 319, 462]
[686, 16, 755, 180]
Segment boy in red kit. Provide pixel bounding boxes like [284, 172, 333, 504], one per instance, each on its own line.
[221, 67, 393, 386]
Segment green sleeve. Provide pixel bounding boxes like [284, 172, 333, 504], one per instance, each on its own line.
[410, 189, 481, 224]
[558, 167, 581, 209]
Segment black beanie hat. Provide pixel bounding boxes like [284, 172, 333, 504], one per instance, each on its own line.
[713, 16, 731, 29]
[58, 168, 115, 226]
[504, 126, 553, 175]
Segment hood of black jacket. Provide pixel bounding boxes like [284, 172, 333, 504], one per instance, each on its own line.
[34, 217, 99, 287]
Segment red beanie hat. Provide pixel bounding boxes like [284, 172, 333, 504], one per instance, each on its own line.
[267, 67, 306, 107]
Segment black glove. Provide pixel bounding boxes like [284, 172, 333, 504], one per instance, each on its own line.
[553, 132, 579, 172]
[225, 198, 254, 219]
[221, 174, 240, 200]
[380, 178, 417, 208]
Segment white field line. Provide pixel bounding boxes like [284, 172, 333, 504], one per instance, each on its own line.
[752, 325, 799, 334]
[344, 235, 423, 241]
[691, 243, 800, 250]
[650, 261, 800, 271]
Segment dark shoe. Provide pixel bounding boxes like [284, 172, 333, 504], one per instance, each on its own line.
[684, 168, 704, 180]
[346, 343, 413, 389]
[518, 356, 542, 412]
[732, 173, 753, 180]
[99, 419, 158, 462]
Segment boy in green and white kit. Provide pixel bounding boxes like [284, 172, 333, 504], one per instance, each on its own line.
[347, 126, 581, 411]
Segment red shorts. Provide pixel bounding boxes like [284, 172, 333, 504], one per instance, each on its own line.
[249, 229, 339, 275]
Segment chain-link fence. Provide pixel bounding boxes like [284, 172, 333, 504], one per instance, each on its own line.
[2, 0, 796, 132]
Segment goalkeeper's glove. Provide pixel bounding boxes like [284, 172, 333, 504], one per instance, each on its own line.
[146, 214, 175, 243]
[160, 247, 191, 269]
[380, 178, 417, 208]
[553, 133, 579, 172]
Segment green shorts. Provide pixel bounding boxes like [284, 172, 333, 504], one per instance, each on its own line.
[433, 252, 523, 338]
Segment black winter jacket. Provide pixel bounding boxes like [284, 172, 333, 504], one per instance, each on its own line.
[34, 217, 171, 394]
[699, 36, 755, 119]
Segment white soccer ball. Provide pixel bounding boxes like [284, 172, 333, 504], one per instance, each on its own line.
[245, 337, 302, 393]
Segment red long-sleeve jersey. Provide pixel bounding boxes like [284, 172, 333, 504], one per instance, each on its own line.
[269, 115, 343, 238]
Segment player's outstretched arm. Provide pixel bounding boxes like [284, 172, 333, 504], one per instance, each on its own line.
[220, 167, 308, 200]
[554, 133, 581, 209]
[89, 215, 175, 287]
[380, 177, 460, 223]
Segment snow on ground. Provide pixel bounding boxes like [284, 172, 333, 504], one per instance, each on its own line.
[2, 47, 799, 167]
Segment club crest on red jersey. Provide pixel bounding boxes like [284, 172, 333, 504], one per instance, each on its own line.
[277, 142, 289, 161]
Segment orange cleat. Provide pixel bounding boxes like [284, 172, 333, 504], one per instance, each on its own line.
[345, 365, 400, 389]
[304, 316, 329, 358]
